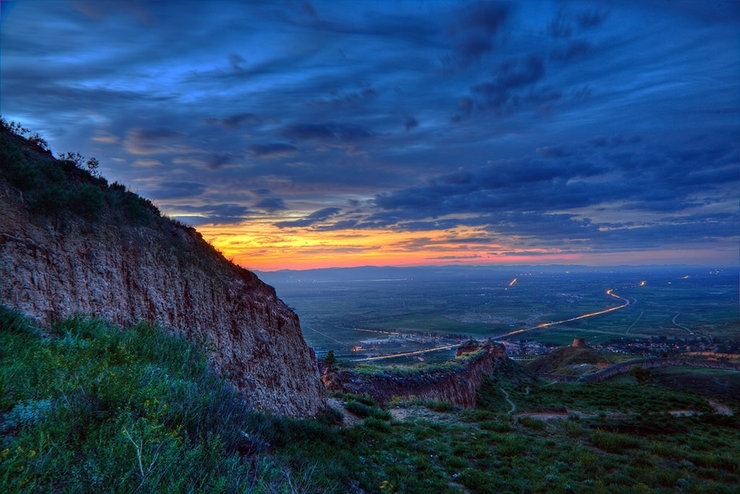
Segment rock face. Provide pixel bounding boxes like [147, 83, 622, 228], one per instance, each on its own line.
[323, 341, 507, 407]
[0, 129, 326, 417]
[571, 338, 587, 348]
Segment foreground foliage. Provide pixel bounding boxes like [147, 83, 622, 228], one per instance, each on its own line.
[0, 307, 296, 492]
[2, 307, 738, 493]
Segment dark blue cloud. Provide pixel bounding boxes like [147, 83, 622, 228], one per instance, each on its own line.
[205, 113, 262, 128]
[254, 197, 287, 212]
[275, 207, 342, 228]
[146, 181, 207, 201]
[1, 0, 737, 265]
[446, 1, 511, 63]
[280, 123, 374, 144]
[249, 143, 298, 158]
[168, 203, 250, 226]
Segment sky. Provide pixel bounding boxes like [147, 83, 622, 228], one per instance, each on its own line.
[1, 0, 738, 271]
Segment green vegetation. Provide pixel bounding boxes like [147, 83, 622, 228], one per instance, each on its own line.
[0, 117, 163, 226]
[3, 306, 739, 493]
[0, 306, 276, 492]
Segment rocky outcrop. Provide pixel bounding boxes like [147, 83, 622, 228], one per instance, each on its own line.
[0, 130, 326, 417]
[579, 357, 740, 383]
[322, 341, 507, 407]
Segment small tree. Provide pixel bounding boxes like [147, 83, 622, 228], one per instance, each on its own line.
[324, 350, 337, 370]
[59, 152, 101, 177]
[59, 152, 85, 167]
[629, 365, 651, 385]
[85, 157, 100, 177]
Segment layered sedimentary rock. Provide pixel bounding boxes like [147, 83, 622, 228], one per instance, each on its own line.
[322, 341, 507, 407]
[0, 131, 326, 417]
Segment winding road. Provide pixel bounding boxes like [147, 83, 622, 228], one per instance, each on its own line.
[352, 288, 633, 361]
[492, 289, 630, 340]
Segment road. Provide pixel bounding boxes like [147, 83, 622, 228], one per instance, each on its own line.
[353, 343, 460, 362]
[671, 313, 695, 336]
[492, 288, 630, 340]
[352, 288, 632, 361]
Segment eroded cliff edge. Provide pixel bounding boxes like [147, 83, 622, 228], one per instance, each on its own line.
[322, 341, 508, 407]
[0, 127, 326, 417]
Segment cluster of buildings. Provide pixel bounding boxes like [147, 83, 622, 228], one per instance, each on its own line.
[501, 335, 737, 359]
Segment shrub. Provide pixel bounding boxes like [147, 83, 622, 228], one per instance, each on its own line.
[424, 400, 456, 413]
[68, 183, 105, 221]
[0, 312, 267, 492]
[364, 416, 391, 432]
[345, 400, 374, 418]
[480, 420, 513, 433]
[497, 435, 527, 456]
[591, 429, 642, 453]
[518, 416, 547, 431]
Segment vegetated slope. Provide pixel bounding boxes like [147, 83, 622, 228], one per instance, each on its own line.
[0, 121, 325, 417]
[3, 308, 739, 493]
[525, 342, 613, 377]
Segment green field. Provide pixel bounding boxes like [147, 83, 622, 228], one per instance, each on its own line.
[260, 266, 739, 359]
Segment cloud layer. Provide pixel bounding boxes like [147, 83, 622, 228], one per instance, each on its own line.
[1, 0, 737, 269]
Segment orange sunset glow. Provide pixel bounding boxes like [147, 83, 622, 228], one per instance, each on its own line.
[3, 1, 736, 272]
[196, 222, 582, 271]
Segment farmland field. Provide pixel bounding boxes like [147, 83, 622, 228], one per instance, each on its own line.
[258, 266, 739, 361]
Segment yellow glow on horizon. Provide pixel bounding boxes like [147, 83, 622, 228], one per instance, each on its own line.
[195, 221, 583, 271]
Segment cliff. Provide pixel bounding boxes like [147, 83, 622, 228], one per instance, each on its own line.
[322, 341, 508, 407]
[0, 123, 326, 417]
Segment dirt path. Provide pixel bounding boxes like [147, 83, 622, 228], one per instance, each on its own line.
[500, 387, 516, 415]
[388, 406, 458, 424]
[327, 398, 362, 426]
[708, 400, 734, 416]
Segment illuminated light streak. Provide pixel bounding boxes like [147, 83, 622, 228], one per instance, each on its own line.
[493, 288, 630, 340]
[509, 277, 518, 287]
[353, 343, 460, 362]
[353, 327, 400, 335]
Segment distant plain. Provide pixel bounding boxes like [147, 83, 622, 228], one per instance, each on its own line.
[259, 266, 739, 361]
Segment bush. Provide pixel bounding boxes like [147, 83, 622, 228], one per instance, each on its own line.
[591, 429, 642, 453]
[518, 416, 548, 431]
[69, 183, 105, 221]
[424, 400, 456, 413]
[0, 312, 266, 492]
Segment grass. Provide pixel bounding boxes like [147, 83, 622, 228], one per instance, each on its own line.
[0, 307, 286, 492]
[0, 118, 172, 229]
[2, 305, 739, 493]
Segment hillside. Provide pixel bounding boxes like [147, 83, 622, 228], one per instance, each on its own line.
[3, 309, 738, 492]
[0, 119, 325, 417]
[525, 338, 615, 377]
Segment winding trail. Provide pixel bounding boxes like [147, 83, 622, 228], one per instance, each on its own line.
[671, 313, 695, 336]
[626, 311, 644, 334]
[500, 387, 516, 415]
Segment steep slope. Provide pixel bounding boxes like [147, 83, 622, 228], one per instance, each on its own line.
[0, 123, 326, 417]
[322, 341, 511, 407]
